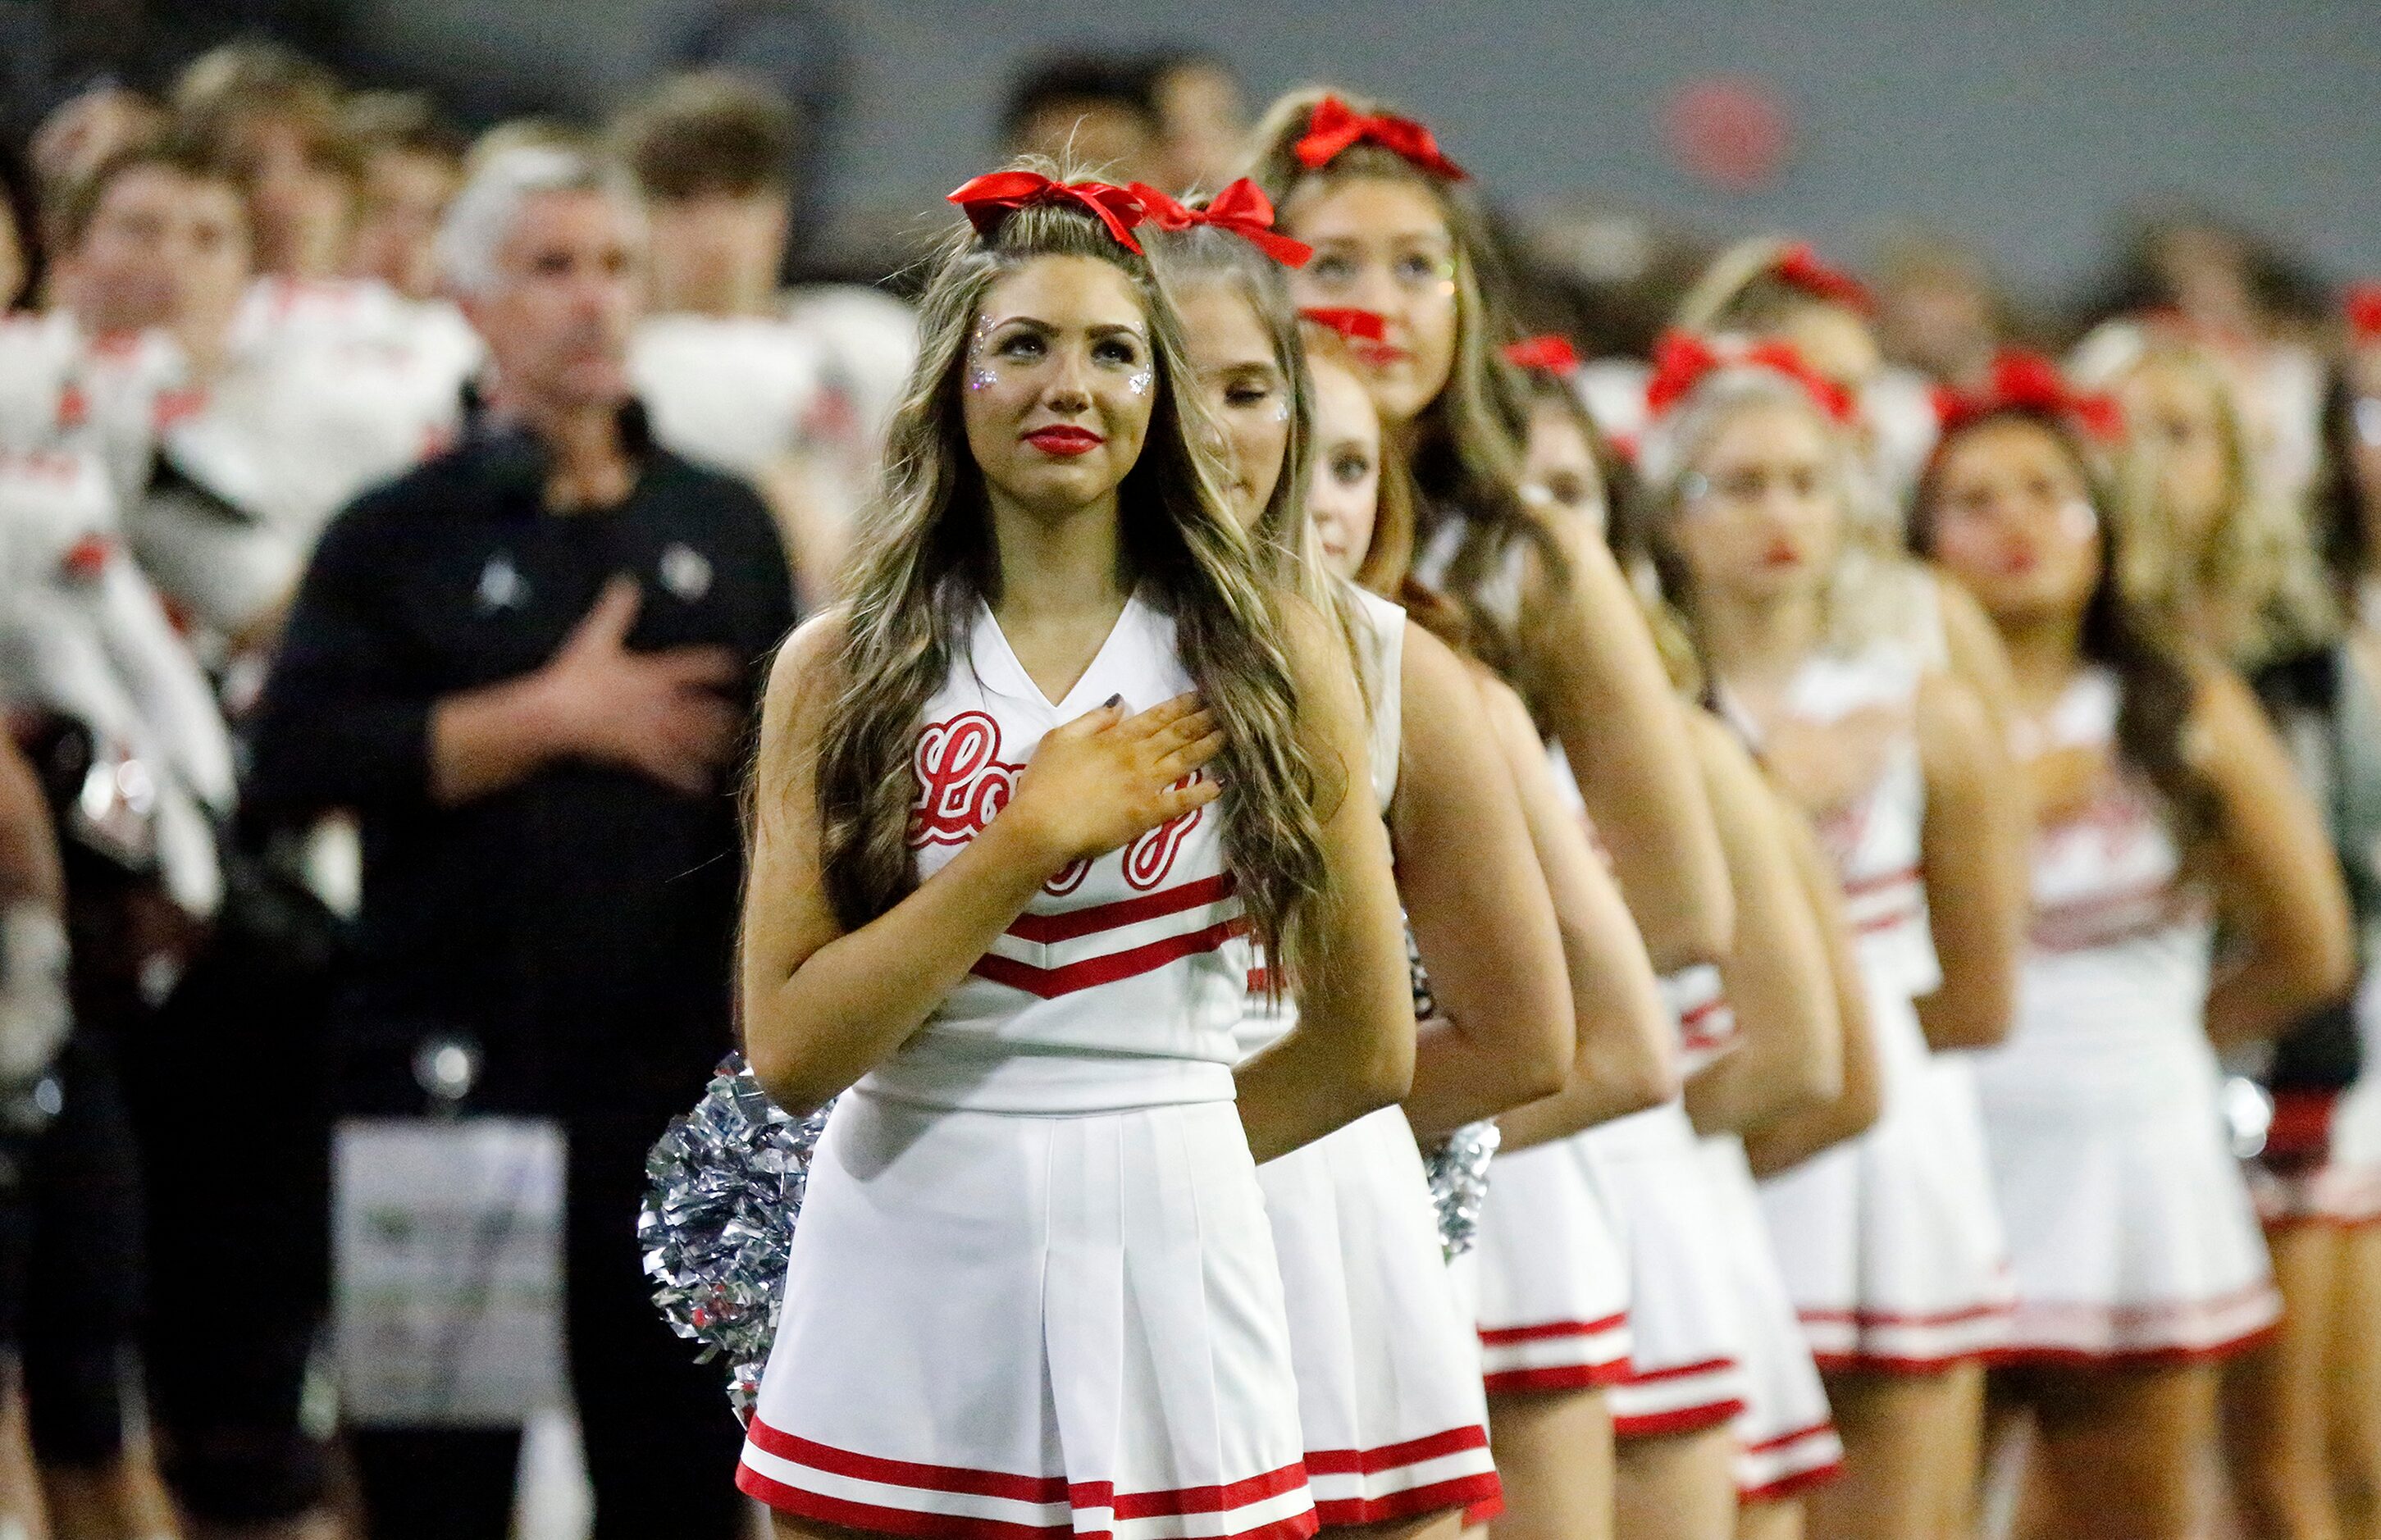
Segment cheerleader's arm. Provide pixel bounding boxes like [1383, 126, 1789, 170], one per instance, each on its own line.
[1743, 800, 1884, 1178]
[1914, 671, 2027, 1050]
[1681, 712, 1843, 1137]
[1933, 564, 2027, 766]
[1517, 518, 1734, 974]
[2198, 668, 2354, 1045]
[1392, 622, 1574, 1139]
[741, 613, 1227, 1115]
[1237, 598, 1416, 1164]
[1476, 672, 1675, 1153]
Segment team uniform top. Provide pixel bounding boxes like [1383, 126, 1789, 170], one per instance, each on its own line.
[1792, 645, 1942, 1001]
[1982, 667, 2212, 1108]
[862, 591, 1251, 1115]
[1970, 665, 2280, 1359]
[741, 588, 1320, 1540]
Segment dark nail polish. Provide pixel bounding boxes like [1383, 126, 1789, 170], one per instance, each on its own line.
[1104, 693, 1124, 708]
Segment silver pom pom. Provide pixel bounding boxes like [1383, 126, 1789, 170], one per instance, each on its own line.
[640, 1055, 830, 1419]
[1408, 925, 1498, 1258]
[1422, 1119, 1500, 1260]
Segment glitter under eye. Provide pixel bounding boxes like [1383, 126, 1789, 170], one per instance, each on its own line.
[1127, 371, 1153, 396]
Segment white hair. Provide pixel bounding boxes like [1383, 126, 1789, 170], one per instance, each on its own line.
[434, 144, 644, 297]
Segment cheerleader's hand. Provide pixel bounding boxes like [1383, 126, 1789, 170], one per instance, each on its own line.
[1006, 692, 1225, 869]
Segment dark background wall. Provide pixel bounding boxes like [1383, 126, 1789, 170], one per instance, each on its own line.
[332, 0, 2381, 297]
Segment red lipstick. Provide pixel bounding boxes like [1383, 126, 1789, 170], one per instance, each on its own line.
[1352, 341, 1409, 370]
[1761, 536, 1803, 569]
[1024, 425, 1104, 456]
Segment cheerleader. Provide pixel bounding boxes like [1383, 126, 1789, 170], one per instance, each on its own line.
[1244, 90, 1753, 1538]
[1670, 244, 2025, 749]
[1243, 88, 1734, 978]
[1683, 723, 1871, 1536]
[1147, 186, 1577, 1533]
[1673, 238, 1937, 507]
[2301, 289, 2381, 1539]
[733, 163, 1414, 1540]
[1552, 342, 1866, 1533]
[1914, 380, 2351, 1538]
[1302, 330, 1676, 1540]
[2080, 330, 2337, 674]
[1503, 335, 1615, 534]
[2065, 330, 2351, 1538]
[1634, 336, 2032, 1540]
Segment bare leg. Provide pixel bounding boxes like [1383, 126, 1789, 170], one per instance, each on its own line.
[2225, 1223, 2342, 1540]
[1612, 1425, 1737, 1540]
[0, 1370, 52, 1540]
[2329, 1226, 2381, 1540]
[1738, 1497, 1804, 1540]
[2015, 1360, 2220, 1540]
[1804, 1367, 1983, 1540]
[1334, 1510, 1466, 1540]
[1485, 1390, 1614, 1540]
[40, 1435, 182, 1539]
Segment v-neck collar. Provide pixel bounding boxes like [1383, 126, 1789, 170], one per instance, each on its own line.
[970, 590, 1147, 716]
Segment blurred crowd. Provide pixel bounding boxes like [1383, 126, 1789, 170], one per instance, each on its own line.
[0, 22, 2372, 1540]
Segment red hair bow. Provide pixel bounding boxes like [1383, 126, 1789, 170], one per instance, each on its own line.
[1644, 330, 1855, 423]
[1126, 179, 1313, 267]
[2346, 282, 2381, 344]
[1931, 350, 2121, 442]
[946, 171, 1148, 254]
[1294, 94, 1468, 181]
[1772, 243, 1872, 314]
[1299, 307, 1388, 343]
[1503, 335, 1581, 375]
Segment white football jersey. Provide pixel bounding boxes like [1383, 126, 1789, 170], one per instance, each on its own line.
[628, 312, 830, 481]
[131, 294, 467, 636]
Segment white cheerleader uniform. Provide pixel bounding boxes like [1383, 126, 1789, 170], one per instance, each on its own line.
[1409, 518, 1637, 1401]
[1235, 588, 1501, 1529]
[1414, 514, 1750, 1428]
[1698, 1134, 1841, 1501]
[1973, 667, 2280, 1364]
[1466, 745, 1633, 1400]
[739, 594, 1318, 1540]
[1740, 643, 2014, 1372]
[1586, 965, 1753, 1440]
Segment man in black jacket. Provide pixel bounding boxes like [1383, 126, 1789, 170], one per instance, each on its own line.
[245, 142, 796, 1540]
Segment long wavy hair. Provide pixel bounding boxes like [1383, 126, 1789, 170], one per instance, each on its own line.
[809, 170, 1339, 989]
[2096, 335, 2338, 670]
[1911, 408, 2220, 850]
[1240, 85, 1562, 678]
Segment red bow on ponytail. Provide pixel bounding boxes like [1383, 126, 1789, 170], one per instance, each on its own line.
[946, 171, 1148, 254]
[1772, 243, 1872, 313]
[1127, 179, 1313, 267]
[1931, 350, 2122, 442]
[1644, 330, 1855, 423]
[1293, 94, 1468, 181]
[1299, 308, 1389, 343]
[1503, 335, 1581, 376]
[2346, 283, 2381, 344]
